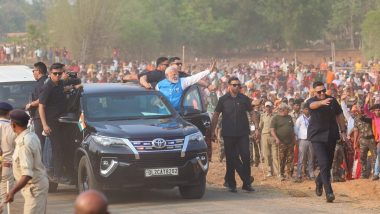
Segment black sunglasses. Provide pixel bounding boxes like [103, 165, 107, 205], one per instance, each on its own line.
[231, 83, 241, 88]
[316, 89, 326, 94]
[52, 72, 63, 76]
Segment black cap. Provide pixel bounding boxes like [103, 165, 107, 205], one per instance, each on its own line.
[294, 99, 304, 105]
[0, 102, 13, 111]
[9, 109, 30, 126]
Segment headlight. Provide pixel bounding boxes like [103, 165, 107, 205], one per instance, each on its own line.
[187, 132, 204, 143]
[92, 135, 126, 146]
[181, 132, 204, 158]
[91, 135, 140, 160]
[100, 157, 118, 177]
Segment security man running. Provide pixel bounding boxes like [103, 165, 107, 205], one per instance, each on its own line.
[306, 81, 346, 203]
[5, 110, 49, 214]
[0, 102, 16, 211]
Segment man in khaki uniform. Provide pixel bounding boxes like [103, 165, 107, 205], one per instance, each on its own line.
[5, 110, 48, 214]
[259, 101, 279, 177]
[0, 102, 16, 213]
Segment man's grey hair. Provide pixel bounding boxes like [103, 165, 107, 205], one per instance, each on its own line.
[165, 66, 178, 75]
[278, 103, 290, 110]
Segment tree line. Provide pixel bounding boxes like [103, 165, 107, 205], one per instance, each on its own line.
[1, 0, 380, 62]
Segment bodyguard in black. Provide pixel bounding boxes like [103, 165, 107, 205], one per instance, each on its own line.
[306, 81, 346, 203]
[211, 77, 259, 193]
[39, 63, 68, 182]
[25, 62, 48, 149]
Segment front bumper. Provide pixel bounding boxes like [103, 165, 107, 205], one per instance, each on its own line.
[93, 151, 209, 190]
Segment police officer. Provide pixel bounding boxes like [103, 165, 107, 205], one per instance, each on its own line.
[250, 100, 262, 167]
[5, 110, 49, 214]
[259, 101, 278, 177]
[0, 102, 16, 212]
[25, 62, 48, 150]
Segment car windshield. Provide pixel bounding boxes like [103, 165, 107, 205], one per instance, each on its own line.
[84, 93, 174, 121]
[0, 82, 35, 109]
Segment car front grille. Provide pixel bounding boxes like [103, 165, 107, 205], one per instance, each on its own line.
[130, 138, 184, 152]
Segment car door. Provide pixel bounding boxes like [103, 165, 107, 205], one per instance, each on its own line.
[179, 85, 212, 159]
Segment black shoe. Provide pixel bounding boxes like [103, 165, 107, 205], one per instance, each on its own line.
[242, 185, 255, 192]
[326, 193, 335, 203]
[228, 186, 238, 193]
[315, 181, 323, 197]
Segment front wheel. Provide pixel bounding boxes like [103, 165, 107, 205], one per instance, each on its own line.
[179, 175, 206, 199]
[77, 156, 102, 193]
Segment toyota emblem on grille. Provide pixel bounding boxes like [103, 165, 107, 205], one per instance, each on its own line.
[152, 138, 167, 149]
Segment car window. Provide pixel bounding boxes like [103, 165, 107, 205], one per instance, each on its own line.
[0, 82, 35, 109]
[84, 93, 173, 121]
[182, 86, 204, 114]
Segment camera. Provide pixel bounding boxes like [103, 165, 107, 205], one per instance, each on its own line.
[68, 72, 78, 79]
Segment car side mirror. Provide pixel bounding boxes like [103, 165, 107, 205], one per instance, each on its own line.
[181, 108, 202, 116]
[58, 113, 78, 124]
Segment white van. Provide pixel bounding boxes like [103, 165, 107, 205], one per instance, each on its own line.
[0, 65, 35, 109]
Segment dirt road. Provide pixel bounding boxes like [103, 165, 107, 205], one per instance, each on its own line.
[10, 182, 379, 214]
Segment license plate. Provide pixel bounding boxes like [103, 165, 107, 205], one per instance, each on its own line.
[144, 167, 178, 177]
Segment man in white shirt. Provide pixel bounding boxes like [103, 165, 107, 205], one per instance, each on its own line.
[294, 104, 314, 182]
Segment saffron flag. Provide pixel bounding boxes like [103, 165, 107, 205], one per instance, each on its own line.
[78, 112, 86, 131]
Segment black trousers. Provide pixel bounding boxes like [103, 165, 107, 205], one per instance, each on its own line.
[33, 118, 46, 152]
[48, 120, 64, 178]
[312, 140, 337, 194]
[223, 135, 251, 187]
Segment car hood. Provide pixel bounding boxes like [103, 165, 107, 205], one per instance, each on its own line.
[86, 117, 198, 139]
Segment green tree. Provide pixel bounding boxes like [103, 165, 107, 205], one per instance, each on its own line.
[328, 0, 380, 49]
[361, 9, 380, 58]
[46, 0, 124, 63]
[256, 0, 331, 49]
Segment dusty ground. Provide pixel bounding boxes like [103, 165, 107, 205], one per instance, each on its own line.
[207, 146, 380, 210]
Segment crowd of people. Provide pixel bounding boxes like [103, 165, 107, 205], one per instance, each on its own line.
[1, 53, 380, 213]
[0, 44, 73, 65]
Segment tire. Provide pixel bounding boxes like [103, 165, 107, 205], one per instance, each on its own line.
[48, 181, 58, 193]
[179, 175, 206, 199]
[77, 156, 102, 193]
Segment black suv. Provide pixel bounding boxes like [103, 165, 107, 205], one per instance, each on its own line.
[54, 83, 211, 199]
